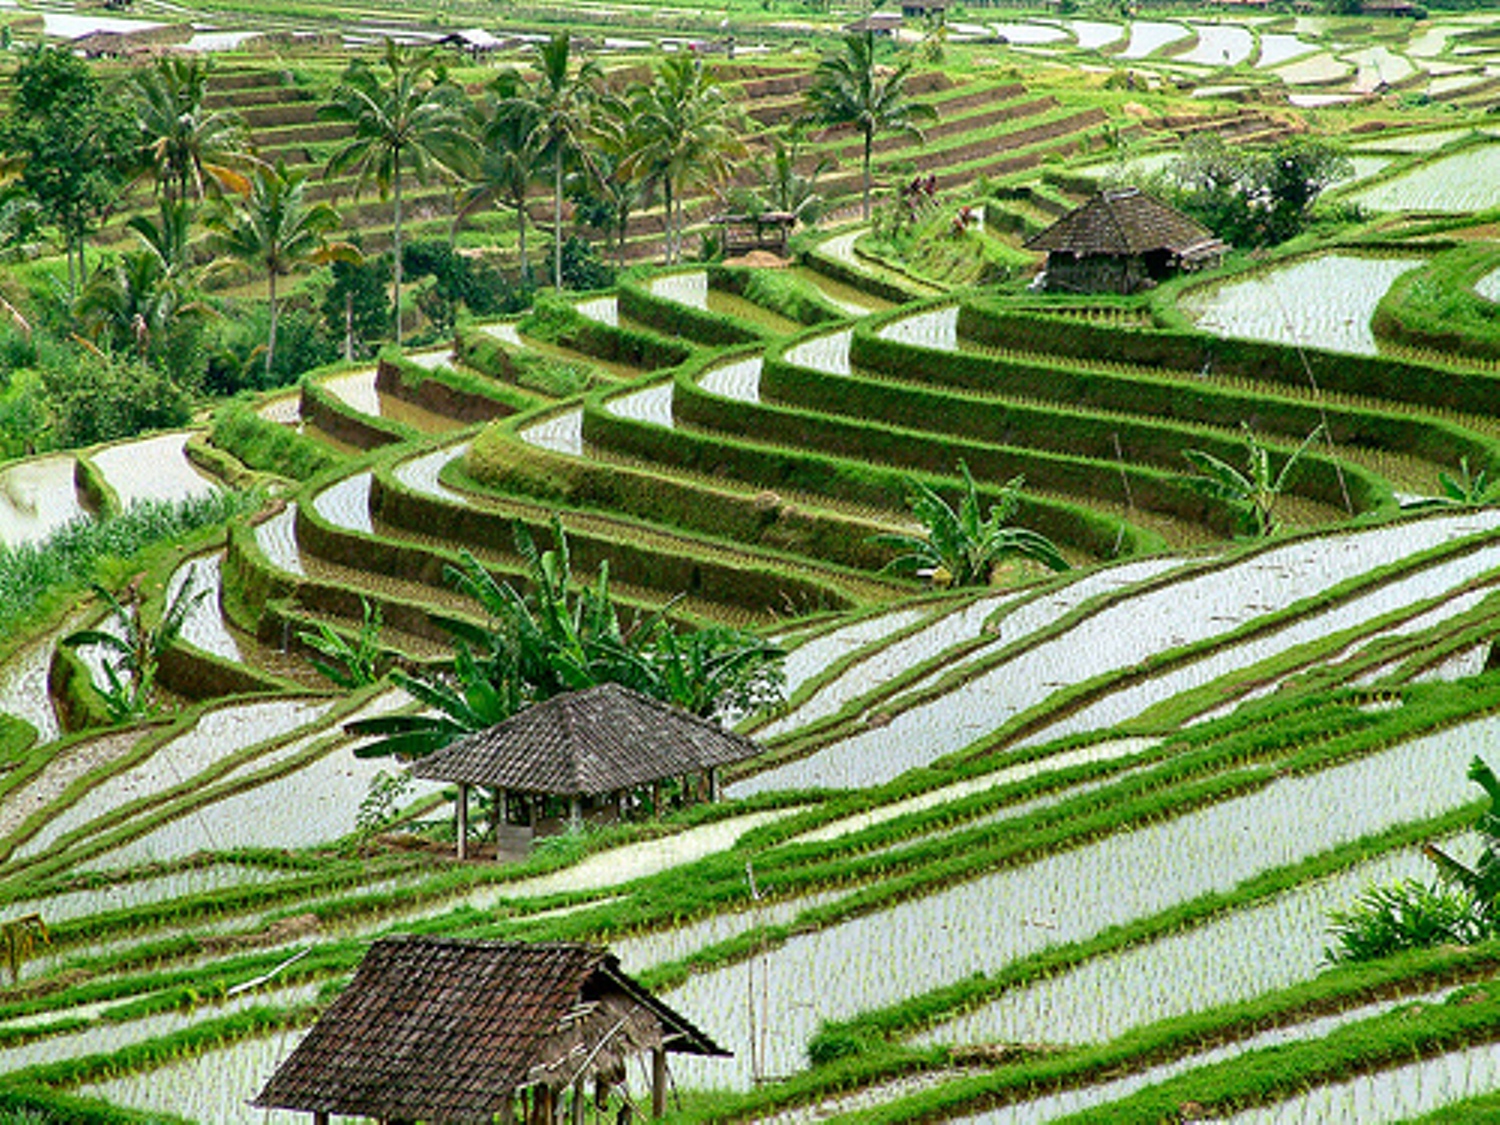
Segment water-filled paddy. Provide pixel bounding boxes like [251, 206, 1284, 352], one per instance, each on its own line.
[1275, 53, 1352, 84]
[1221, 1035, 1500, 1123]
[649, 271, 801, 337]
[318, 368, 462, 434]
[518, 409, 585, 455]
[675, 718, 1498, 1088]
[1352, 144, 1500, 212]
[699, 355, 763, 404]
[14, 698, 333, 860]
[950, 993, 1445, 1124]
[0, 454, 89, 549]
[1065, 19, 1122, 50]
[760, 594, 1020, 737]
[736, 513, 1500, 793]
[1027, 538, 1500, 747]
[605, 381, 675, 426]
[90, 432, 217, 509]
[167, 554, 242, 663]
[913, 846, 1432, 1048]
[310, 471, 373, 535]
[991, 22, 1068, 45]
[1181, 24, 1253, 66]
[1119, 21, 1189, 59]
[1179, 253, 1424, 355]
[254, 504, 306, 576]
[1476, 267, 1500, 302]
[1256, 33, 1317, 68]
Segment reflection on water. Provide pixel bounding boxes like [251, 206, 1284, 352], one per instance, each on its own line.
[0, 454, 89, 549]
[91, 432, 217, 509]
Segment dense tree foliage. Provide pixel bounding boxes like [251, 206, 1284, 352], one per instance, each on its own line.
[0, 46, 135, 299]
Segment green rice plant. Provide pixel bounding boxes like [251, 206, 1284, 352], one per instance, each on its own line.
[0, 490, 258, 640]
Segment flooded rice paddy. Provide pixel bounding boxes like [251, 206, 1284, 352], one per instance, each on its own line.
[675, 717, 1497, 1088]
[736, 513, 1500, 793]
[1352, 144, 1500, 213]
[1180, 24, 1254, 66]
[14, 698, 334, 860]
[90, 432, 218, 509]
[519, 409, 585, 456]
[914, 845, 1433, 1048]
[699, 355, 763, 404]
[0, 454, 89, 549]
[1179, 253, 1424, 355]
[1119, 21, 1190, 59]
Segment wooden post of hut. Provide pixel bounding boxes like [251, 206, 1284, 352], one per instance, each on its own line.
[651, 1046, 668, 1118]
[456, 782, 469, 860]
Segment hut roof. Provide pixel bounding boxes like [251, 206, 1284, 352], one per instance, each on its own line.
[1024, 187, 1222, 258]
[410, 682, 764, 796]
[253, 936, 728, 1123]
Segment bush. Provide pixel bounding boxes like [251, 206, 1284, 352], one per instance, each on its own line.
[559, 236, 614, 292]
[40, 348, 190, 447]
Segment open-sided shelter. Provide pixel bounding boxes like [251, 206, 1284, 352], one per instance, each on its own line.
[253, 936, 729, 1124]
[1024, 187, 1228, 294]
[411, 682, 765, 857]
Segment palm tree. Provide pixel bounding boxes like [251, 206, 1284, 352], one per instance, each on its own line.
[461, 73, 547, 285]
[320, 39, 472, 344]
[76, 200, 210, 363]
[207, 161, 349, 380]
[592, 92, 656, 269]
[125, 55, 251, 207]
[803, 29, 936, 222]
[1178, 424, 1324, 538]
[495, 32, 602, 289]
[624, 54, 747, 265]
[871, 463, 1070, 587]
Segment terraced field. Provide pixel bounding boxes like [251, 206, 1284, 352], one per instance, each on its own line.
[11, 8, 1500, 1123]
[6, 201, 1500, 1122]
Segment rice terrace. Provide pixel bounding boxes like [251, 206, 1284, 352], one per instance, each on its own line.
[12, 0, 1500, 1119]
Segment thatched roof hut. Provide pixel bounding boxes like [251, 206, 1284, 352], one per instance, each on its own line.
[1024, 187, 1228, 294]
[411, 683, 765, 857]
[253, 936, 729, 1124]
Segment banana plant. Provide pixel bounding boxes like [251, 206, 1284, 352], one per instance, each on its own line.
[62, 564, 208, 722]
[1424, 755, 1500, 923]
[0, 913, 48, 987]
[1179, 423, 1324, 537]
[871, 462, 1069, 587]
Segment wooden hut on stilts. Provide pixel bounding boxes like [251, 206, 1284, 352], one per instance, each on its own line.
[410, 682, 766, 858]
[252, 935, 729, 1124]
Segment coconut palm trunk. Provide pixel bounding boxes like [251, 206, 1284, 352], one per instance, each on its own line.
[554, 155, 565, 289]
[393, 155, 404, 345]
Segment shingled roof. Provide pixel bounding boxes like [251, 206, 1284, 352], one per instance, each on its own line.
[410, 682, 764, 796]
[1024, 187, 1222, 258]
[253, 936, 728, 1124]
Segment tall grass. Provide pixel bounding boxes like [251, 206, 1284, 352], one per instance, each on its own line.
[0, 491, 262, 641]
